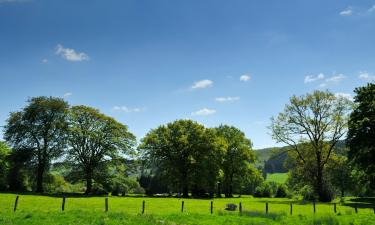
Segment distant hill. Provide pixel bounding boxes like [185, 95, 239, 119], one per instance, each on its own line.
[254, 140, 347, 174]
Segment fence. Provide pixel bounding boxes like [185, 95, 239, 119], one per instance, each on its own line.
[7, 195, 375, 216]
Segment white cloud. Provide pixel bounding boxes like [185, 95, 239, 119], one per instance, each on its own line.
[368, 5, 375, 12]
[55, 44, 89, 62]
[340, 7, 353, 16]
[113, 106, 144, 113]
[240, 74, 251, 82]
[63, 92, 73, 98]
[191, 108, 216, 116]
[191, 79, 213, 89]
[215, 96, 240, 103]
[335, 93, 353, 101]
[304, 73, 325, 83]
[358, 71, 375, 81]
[319, 74, 346, 87]
[42, 59, 48, 63]
[326, 74, 345, 83]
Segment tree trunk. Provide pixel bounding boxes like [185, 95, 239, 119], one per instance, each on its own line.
[182, 186, 189, 198]
[316, 162, 331, 202]
[85, 170, 93, 195]
[217, 182, 222, 198]
[36, 163, 44, 193]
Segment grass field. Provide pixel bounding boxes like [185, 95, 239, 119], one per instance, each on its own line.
[0, 193, 374, 225]
[266, 173, 289, 184]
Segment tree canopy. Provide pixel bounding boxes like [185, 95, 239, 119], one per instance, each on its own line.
[4, 96, 69, 192]
[66, 105, 136, 194]
[270, 90, 352, 201]
[348, 83, 375, 190]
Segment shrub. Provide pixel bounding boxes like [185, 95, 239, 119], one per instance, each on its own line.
[253, 182, 273, 197]
[275, 184, 288, 198]
[299, 185, 317, 201]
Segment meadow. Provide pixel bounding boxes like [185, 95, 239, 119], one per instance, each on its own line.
[0, 193, 374, 225]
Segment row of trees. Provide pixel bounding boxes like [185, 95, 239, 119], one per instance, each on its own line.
[0, 97, 259, 196]
[139, 121, 259, 197]
[0, 83, 373, 201]
[3, 98, 136, 194]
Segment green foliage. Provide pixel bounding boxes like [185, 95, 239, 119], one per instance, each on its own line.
[4, 96, 69, 193]
[0, 141, 10, 190]
[275, 184, 289, 198]
[214, 125, 255, 197]
[271, 90, 352, 202]
[43, 173, 73, 193]
[348, 83, 375, 190]
[298, 185, 317, 201]
[139, 120, 227, 197]
[254, 182, 274, 197]
[66, 105, 136, 194]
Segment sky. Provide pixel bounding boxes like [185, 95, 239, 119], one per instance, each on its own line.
[0, 0, 375, 149]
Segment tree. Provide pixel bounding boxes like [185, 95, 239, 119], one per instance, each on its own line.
[214, 125, 255, 197]
[270, 90, 352, 201]
[327, 155, 353, 197]
[66, 105, 136, 194]
[139, 120, 226, 198]
[4, 96, 69, 193]
[0, 142, 11, 190]
[347, 83, 375, 190]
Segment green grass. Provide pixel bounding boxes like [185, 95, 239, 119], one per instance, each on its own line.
[0, 193, 374, 224]
[267, 173, 288, 184]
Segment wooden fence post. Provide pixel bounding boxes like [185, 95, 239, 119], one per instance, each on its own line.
[62, 197, 66, 211]
[355, 205, 358, 214]
[14, 195, 19, 212]
[313, 201, 316, 214]
[142, 200, 145, 214]
[266, 202, 268, 214]
[181, 201, 184, 213]
[210, 201, 213, 214]
[239, 202, 242, 214]
[105, 197, 108, 212]
[334, 203, 336, 214]
[290, 203, 293, 215]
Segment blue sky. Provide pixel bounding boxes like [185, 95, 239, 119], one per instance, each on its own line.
[1, 0, 375, 149]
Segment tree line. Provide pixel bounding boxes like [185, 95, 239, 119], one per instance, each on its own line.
[0, 83, 374, 202]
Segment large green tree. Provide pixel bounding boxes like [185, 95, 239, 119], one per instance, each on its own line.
[139, 120, 226, 197]
[0, 141, 11, 190]
[347, 83, 375, 190]
[270, 90, 352, 201]
[66, 105, 136, 194]
[214, 125, 255, 197]
[4, 96, 69, 193]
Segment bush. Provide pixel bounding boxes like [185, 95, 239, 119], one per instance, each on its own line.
[253, 182, 273, 197]
[43, 173, 72, 193]
[275, 184, 288, 198]
[299, 185, 317, 201]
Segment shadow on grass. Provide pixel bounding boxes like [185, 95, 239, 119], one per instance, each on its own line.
[217, 209, 286, 220]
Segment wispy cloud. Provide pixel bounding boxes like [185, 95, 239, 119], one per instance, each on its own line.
[215, 96, 240, 103]
[358, 71, 375, 81]
[319, 74, 346, 87]
[368, 5, 375, 12]
[63, 92, 73, 98]
[113, 106, 145, 113]
[240, 74, 251, 82]
[304, 73, 325, 83]
[335, 92, 353, 101]
[191, 108, 216, 116]
[55, 44, 89, 62]
[191, 79, 213, 89]
[42, 59, 48, 63]
[340, 7, 353, 16]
